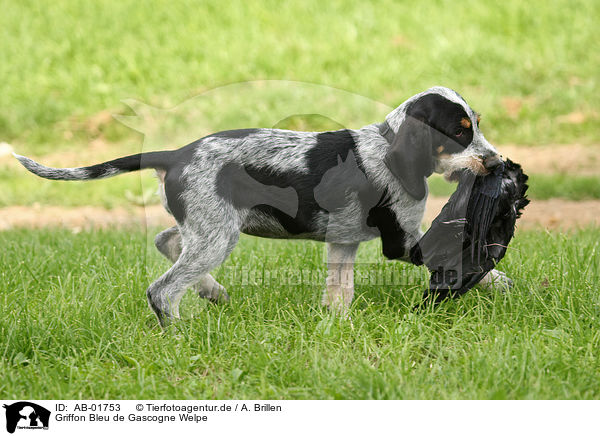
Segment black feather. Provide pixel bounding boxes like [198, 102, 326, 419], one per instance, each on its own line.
[411, 159, 529, 303]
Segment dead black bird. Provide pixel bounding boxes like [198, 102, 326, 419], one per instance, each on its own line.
[409, 159, 529, 303]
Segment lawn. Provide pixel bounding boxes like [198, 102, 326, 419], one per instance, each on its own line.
[1, 227, 598, 399]
[1, 0, 599, 155]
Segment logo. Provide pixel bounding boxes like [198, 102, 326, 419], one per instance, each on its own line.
[3, 402, 50, 434]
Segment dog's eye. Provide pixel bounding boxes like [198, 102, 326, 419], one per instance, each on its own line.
[454, 128, 464, 137]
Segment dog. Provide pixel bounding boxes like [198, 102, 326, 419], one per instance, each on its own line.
[14, 86, 510, 325]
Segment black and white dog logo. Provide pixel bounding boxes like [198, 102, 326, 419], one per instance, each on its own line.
[3, 402, 50, 433]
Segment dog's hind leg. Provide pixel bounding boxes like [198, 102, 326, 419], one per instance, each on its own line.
[154, 226, 229, 303]
[154, 226, 181, 262]
[322, 242, 359, 315]
[148, 226, 239, 325]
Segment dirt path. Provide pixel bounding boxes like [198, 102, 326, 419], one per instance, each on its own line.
[424, 197, 600, 230]
[0, 205, 173, 231]
[1, 198, 598, 231]
[496, 144, 599, 176]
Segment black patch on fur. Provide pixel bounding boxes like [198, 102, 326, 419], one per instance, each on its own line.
[217, 162, 300, 227]
[212, 128, 413, 243]
[83, 151, 170, 179]
[235, 164, 315, 235]
[409, 243, 423, 265]
[406, 93, 474, 154]
[217, 129, 387, 237]
[308, 130, 367, 175]
[366, 190, 407, 259]
[164, 165, 188, 223]
[158, 140, 207, 224]
[208, 128, 260, 139]
[258, 129, 369, 235]
[381, 93, 475, 201]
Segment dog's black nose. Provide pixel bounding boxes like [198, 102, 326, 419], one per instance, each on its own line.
[484, 155, 502, 170]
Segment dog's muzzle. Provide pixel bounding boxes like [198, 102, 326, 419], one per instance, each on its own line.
[483, 154, 503, 170]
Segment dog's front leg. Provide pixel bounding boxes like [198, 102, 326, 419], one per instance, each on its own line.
[322, 242, 359, 315]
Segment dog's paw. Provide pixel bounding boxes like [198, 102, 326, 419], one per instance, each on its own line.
[479, 269, 513, 292]
[321, 287, 353, 318]
[197, 283, 230, 304]
[194, 274, 230, 304]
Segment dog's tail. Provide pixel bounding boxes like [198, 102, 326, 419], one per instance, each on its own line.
[13, 151, 172, 181]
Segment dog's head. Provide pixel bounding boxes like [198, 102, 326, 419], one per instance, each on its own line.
[383, 87, 501, 200]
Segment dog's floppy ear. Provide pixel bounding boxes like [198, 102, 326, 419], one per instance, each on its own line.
[384, 116, 433, 200]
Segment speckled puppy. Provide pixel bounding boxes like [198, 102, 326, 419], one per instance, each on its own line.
[15, 86, 509, 325]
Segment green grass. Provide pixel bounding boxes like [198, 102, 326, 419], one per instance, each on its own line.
[1, 227, 599, 399]
[524, 174, 600, 201]
[1, 0, 599, 155]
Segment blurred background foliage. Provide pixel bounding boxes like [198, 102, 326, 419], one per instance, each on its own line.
[0, 0, 598, 155]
